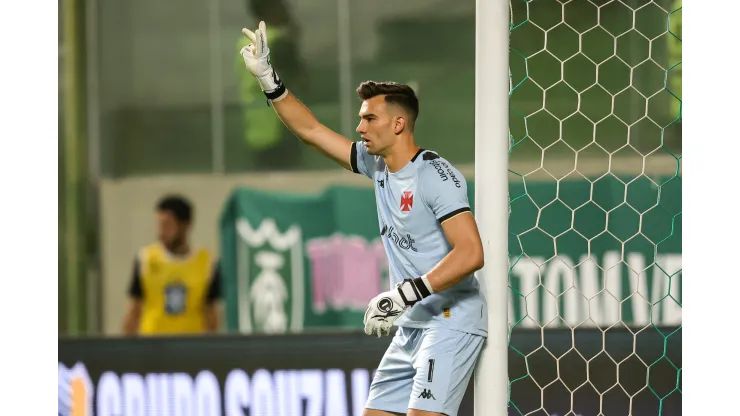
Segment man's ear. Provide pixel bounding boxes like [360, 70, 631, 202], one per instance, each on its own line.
[393, 116, 406, 135]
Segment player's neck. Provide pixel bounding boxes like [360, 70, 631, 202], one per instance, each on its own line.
[384, 140, 420, 173]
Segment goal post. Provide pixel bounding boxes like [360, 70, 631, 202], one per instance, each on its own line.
[473, 0, 511, 415]
[475, 0, 681, 415]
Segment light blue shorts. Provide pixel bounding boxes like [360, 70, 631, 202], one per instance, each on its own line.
[365, 326, 485, 416]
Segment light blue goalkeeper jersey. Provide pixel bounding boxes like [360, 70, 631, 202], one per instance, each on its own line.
[351, 141, 488, 337]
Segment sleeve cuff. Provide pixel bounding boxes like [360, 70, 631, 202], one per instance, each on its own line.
[438, 207, 471, 223]
[350, 142, 360, 174]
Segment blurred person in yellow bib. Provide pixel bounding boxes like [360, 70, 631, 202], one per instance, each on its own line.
[122, 195, 221, 336]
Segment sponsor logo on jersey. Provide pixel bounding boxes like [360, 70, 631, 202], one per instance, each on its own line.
[430, 159, 462, 188]
[381, 224, 418, 252]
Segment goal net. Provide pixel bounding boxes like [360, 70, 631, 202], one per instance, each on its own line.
[506, 0, 682, 415]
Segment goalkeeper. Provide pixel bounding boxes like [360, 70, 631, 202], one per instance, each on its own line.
[240, 22, 488, 416]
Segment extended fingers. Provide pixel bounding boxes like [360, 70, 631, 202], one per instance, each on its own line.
[242, 27, 256, 42]
[259, 21, 268, 43]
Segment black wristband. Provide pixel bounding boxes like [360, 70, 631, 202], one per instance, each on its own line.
[264, 82, 286, 101]
[412, 277, 432, 298]
[398, 277, 432, 307]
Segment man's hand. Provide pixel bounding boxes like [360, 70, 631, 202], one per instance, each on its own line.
[363, 277, 434, 337]
[240, 21, 288, 101]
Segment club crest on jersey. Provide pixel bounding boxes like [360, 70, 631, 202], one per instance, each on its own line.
[400, 191, 414, 212]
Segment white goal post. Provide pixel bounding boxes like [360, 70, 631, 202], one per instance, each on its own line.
[473, 0, 511, 415]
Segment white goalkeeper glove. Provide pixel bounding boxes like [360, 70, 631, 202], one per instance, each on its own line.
[240, 21, 288, 102]
[363, 276, 434, 337]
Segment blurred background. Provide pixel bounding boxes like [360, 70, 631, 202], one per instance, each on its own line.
[59, 0, 681, 414]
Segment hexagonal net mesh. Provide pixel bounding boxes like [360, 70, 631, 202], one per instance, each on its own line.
[506, 0, 681, 415]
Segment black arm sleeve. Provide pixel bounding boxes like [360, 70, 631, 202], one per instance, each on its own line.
[206, 263, 222, 303]
[127, 258, 143, 299]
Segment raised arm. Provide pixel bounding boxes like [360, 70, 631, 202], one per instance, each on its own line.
[240, 21, 353, 170]
[271, 93, 354, 170]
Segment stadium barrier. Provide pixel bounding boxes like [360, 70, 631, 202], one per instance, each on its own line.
[59, 327, 680, 415]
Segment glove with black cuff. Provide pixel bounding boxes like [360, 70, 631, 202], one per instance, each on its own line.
[363, 276, 434, 337]
[240, 21, 288, 102]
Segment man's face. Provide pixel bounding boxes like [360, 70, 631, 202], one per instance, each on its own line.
[356, 95, 399, 156]
[157, 210, 188, 251]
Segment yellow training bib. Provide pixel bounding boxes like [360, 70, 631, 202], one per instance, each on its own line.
[137, 243, 215, 335]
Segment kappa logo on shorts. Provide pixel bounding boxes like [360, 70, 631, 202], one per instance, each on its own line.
[418, 388, 436, 400]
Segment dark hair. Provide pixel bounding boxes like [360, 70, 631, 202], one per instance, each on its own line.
[356, 81, 419, 130]
[156, 195, 193, 223]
